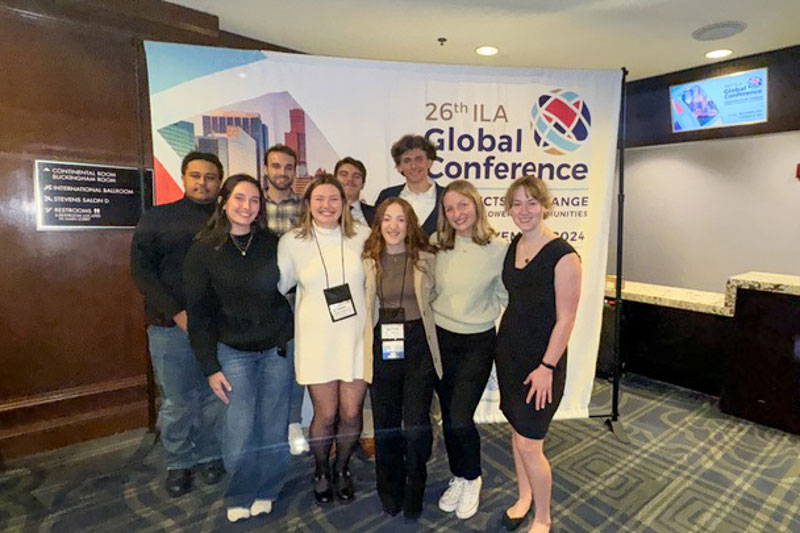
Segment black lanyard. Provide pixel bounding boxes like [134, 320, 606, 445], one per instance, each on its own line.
[312, 227, 346, 289]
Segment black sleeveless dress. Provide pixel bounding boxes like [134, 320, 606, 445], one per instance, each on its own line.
[496, 235, 578, 439]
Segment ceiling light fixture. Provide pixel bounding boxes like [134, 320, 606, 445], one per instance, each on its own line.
[705, 49, 733, 59]
[475, 45, 498, 57]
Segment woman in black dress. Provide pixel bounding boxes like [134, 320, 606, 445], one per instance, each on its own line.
[495, 176, 581, 533]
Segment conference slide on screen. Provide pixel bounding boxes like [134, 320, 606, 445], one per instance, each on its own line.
[670, 67, 767, 132]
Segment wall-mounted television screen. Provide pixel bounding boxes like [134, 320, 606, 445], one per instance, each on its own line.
[670, 67, 768, 133]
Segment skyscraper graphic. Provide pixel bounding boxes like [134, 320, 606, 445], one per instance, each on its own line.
[202, 112, 266, 172]
[216, 126, 257, 178]
[284, 108, 308, 176]
[196, 136, 229, 176]
[159, 121, 195, 161]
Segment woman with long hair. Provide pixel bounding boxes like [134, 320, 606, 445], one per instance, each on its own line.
[362, 197, 440, 520]
[496, 176, 581, 533]
[431, 179, 508, 520]
[277, 174, 371, 504]
[183, 174, 294, 523]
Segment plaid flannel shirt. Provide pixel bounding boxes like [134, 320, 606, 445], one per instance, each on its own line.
[265, 191, 302, 236]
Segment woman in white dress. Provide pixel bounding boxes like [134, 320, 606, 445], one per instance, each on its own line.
[277, 174, 371, 504]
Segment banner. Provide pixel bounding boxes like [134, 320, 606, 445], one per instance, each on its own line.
[144, 41, 621, 421]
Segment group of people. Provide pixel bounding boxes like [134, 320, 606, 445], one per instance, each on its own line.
[131, 134, 581, 532]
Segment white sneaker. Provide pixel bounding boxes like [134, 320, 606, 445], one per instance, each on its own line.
[438, 477, 465, 512]
[288, 423, 310, 455]
[226, 506, 251, 523]
[249, 499, 272, 516]
[456, 476, 482, 520]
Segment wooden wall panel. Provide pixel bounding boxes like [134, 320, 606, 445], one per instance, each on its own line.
[0, 1, 296, 460]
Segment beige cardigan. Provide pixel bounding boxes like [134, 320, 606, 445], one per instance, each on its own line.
[363, 250, 443, 380]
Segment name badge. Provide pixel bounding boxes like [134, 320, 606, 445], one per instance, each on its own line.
[379, 306, 404, 360]
[382, 339, 405, 360]
[324, 283, 357, 322]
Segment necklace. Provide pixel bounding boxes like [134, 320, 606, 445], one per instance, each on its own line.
[521, 233, 547, 264]
[230, 232, 254, 256]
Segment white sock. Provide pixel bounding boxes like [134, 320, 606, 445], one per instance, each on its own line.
[226, 506, 251, 523]
[250, 499, 273, 516]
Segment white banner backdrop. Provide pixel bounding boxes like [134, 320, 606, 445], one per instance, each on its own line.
[145, 42, 621, 421]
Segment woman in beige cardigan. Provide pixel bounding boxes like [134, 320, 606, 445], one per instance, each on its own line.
[362, 197, 441, 521]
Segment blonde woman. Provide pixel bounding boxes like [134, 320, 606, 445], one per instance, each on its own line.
[431, 180, 508, 520]
[277, 174, 370, 504]
[496, 176, 581, 533]
[363, 197, 440, 520]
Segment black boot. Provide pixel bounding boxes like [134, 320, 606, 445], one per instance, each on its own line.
[313, 473, 335, 505]
[333, 469, 355, 502]
[165, 468, 192, 497]
[198, 459, 225, 485]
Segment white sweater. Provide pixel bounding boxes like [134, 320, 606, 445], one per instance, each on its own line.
[432, 235, 508, 334]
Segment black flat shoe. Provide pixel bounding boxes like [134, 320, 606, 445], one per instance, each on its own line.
[333, 470, 355, 502]
[403, 507, 421, 521]
[501, 508, 531, 531]
[198, 459, 225, 485]
[382, 503, 401, 516]
[165, 468, 192, 498]
[313, 474, 334, 505]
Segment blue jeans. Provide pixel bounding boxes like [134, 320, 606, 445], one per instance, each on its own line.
[218, 341, 293, 507]
[147, 325, 222, 470]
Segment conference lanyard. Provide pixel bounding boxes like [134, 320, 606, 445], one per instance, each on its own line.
[378, 253, 408, 361]
[312, 228, 356, 322]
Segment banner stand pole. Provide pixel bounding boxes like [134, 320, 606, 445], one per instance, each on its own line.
[607, 67, 630, 442]
[590, 67, 630, 443]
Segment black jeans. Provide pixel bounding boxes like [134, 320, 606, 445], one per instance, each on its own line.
[370, 320, 436, 515]
[435, 326, 496, 481]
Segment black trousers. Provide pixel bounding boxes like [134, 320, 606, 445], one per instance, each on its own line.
[435, 326, 496, 481]
[370, 320, 436, 515]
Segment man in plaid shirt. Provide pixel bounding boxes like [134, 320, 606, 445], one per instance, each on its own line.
[264, 144, 302, 236]
[263, 144, 308, 456]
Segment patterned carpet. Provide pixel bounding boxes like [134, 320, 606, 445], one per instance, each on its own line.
[2, 375, 799, 532]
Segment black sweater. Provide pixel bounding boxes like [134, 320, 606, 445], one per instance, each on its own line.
[183, 229, 294, 376]
[130, 196, 214, 325]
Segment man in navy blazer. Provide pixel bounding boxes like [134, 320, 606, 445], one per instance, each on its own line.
[335, 156, 375, 227]
[374, 134, 444, 236]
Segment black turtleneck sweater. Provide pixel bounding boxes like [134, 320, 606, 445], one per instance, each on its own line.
[130, 196, 215, 325]
[183, 228, 294, 376]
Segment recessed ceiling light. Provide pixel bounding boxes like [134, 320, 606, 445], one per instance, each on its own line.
[475, 45, 499, 57]
[705, 49, 733, 59]
[692, 21, 746, 41]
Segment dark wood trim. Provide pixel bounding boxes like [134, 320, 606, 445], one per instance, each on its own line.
[0, 401, 149, 460]
[0, 376, 147, 413]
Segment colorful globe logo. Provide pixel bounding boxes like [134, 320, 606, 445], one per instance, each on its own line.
[748, 76, 762, 88]
[530, 89, 592, 155]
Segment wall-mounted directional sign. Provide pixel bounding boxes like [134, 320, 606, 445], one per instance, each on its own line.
[34, 160, 149, 230]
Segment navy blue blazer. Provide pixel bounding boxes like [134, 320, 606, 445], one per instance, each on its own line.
[374, 183, 445, 236]
[360, 201, 375, 226]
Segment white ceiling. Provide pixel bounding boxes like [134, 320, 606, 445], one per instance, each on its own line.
[169, 0, 800, 80]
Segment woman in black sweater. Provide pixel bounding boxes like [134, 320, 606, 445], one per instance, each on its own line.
[184, 174, 294, 523]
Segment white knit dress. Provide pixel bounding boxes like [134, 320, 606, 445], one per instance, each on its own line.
[277, 222, 371, 385]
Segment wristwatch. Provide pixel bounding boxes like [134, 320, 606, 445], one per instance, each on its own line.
[540, 361, 556, 371]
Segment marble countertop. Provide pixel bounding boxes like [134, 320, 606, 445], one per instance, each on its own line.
[604, 279, 731, 316]
[604, 271, 800, 317]
[724, 271, 800, 310]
